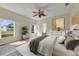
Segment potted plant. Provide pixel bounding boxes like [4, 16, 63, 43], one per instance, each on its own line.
[21, 26, 28, 40]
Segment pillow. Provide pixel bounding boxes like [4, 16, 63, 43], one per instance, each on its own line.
[72, 31, 79, 36]
[56, 36, 65, 43]
[64, 36, 79, 50]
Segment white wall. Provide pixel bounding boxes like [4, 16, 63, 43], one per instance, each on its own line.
[0, 7, 33, 45]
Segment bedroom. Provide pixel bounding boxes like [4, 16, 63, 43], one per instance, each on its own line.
[0, 3, 79, 56]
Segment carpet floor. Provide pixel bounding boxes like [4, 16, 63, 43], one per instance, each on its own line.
[0, 40, 27, 56]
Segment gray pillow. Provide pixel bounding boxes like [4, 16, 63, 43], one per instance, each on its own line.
[65, 36, 79, 50]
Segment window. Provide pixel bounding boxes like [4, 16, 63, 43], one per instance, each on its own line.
[0, 18, 15, 39]
[31, 24, 44, 36]
[52, 17, 65, 30]
[56, 18, 65, 30]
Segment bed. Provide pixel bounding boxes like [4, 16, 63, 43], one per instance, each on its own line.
[16, 31, 78, 56]
[16, 35, 58, 56]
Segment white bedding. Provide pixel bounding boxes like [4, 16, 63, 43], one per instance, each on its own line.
[16, 35, 57, 56]
[16, 35, 74, 56]
[37, 35, 74, 56]
[38, 35, 57, 56]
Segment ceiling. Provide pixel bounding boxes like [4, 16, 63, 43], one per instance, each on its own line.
[0, 3, 71, 20]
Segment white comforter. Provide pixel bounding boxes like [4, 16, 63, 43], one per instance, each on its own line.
[37, 35, 57, 56]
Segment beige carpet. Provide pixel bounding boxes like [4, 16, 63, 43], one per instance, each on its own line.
[0, 40, 27, 56]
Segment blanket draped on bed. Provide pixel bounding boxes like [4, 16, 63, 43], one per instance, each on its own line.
[29, 35, 57, 56]
[29, 36, 46, 55]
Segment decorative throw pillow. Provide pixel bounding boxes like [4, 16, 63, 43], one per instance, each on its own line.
[64, 36, 79, 50]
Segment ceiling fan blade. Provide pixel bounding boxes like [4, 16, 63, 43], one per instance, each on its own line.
[42, 14, 46, 16]
[32, 11, 37, 13]
[33, 14, 37, 17]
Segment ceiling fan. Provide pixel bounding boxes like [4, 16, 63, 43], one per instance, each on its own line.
[32, 9, 46, 18]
